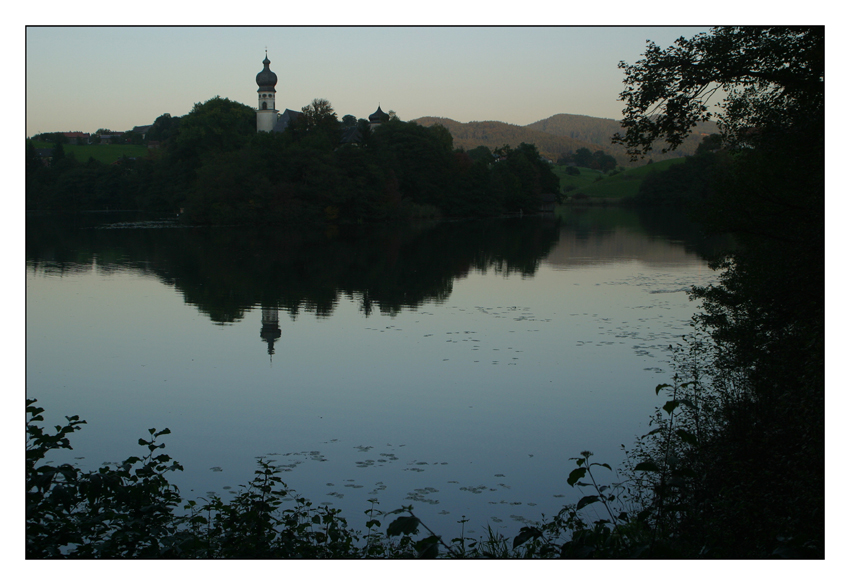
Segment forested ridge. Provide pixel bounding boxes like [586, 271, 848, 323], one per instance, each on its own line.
[412, 113, 714, 167]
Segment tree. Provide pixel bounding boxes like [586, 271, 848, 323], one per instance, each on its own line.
[572, 148, 593, 167]
[297, 98, 341, 149]
[466, 145, 494, 164]
[613, 27, 824, 557]
[147, 113, 181, 143]
[300, 98, 338, 130]
[427, 124, 453, 152]
[613, 27, 824, 158]
[490, 143, 560, 212]
[172, 96, 256, 158]
[694, 133, 723, 155]
[122, 130, 144, 145]
[591, 150, 617, 173]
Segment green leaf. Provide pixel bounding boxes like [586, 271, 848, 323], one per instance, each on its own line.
[567, 467, 587, 487]
[387, 515, 420, 537]
[662, 400, 680, 414]
[512, 526, 543, 548]
[414, 535, 440, 559]
[641, 427, 665, 439]
[678, 398, 697, 410]
[634, 461, 661, 472]
[576, 495, 601, 510]
[655, 383, 672, 395]
[675, 429, 699, 445]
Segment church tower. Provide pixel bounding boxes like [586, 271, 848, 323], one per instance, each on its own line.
[256, 51, 279, 132]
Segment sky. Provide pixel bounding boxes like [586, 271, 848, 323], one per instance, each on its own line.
[24, 25, 715, 137]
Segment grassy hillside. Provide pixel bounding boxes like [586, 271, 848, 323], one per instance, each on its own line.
[556, 158, 686, 200]
[28, 141, 150, 164]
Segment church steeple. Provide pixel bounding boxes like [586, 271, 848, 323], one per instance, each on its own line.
[256, 51, 279, 132]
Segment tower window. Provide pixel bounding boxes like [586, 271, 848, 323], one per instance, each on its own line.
[262, 102, 267, 110]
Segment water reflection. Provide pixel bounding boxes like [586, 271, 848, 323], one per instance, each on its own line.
[27, 210, 725, 325]
[27, 215, 564, 323]
[260, 305, 282, 357]
[26, 208, 727, 537]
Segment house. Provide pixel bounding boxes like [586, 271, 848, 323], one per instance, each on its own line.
[339, 126, 363, 146]
[132, 125, 153, 139]
[62, 132, 90, 145]
[271, 109, 303, 133]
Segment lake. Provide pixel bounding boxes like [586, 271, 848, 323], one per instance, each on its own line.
[25, 207, 724, 540]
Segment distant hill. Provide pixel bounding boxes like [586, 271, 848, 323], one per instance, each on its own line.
[411, 114, 718, 167]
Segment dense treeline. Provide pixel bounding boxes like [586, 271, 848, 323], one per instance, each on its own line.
[26, 97, 560, 224]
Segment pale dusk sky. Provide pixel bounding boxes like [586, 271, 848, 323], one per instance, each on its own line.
[25, 25, 715, 137]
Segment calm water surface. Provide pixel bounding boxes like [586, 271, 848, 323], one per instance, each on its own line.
[26, 208, 723, 538]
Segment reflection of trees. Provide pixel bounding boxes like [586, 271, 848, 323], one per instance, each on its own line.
[554, 206, 732, 263]
[26, 213, 562, 324]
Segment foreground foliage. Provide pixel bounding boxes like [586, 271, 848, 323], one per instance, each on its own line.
[22, 398, 567, 558]
[615, 26, 824, 558]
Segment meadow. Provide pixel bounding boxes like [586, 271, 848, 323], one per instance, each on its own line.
[28, 141, 150, 164]
[554, 158, 686, 200]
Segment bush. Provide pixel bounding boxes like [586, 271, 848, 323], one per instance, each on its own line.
[24, 398, 652, 559]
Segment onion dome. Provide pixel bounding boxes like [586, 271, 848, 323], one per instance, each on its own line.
[256, 53, 278, 92]
[369, 106, 386, 122]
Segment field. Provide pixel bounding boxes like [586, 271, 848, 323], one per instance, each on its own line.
[553, 158, 686, 200]
[28, 141, 150, 164]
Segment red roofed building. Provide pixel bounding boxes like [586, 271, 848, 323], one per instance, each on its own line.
[62, 132, 91, 145]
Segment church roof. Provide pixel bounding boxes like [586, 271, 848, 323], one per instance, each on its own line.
[272, 109, 303, 133]
[340, 126, 363, 144]
[256, 53, 278, 92]
[369, 106, 387, 122]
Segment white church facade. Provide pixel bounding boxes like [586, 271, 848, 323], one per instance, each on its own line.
[255, 52, 278, 132]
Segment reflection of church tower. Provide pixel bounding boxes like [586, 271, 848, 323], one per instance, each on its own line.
[256, 51, 279, 132]
[260, 305, 282, 358]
